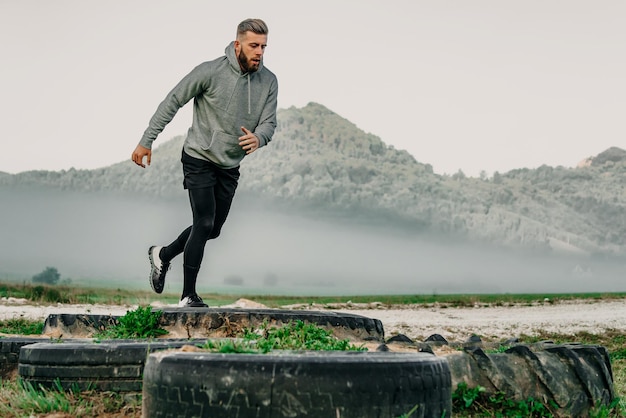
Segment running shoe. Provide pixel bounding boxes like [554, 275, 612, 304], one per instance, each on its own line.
[178, 293, 208, 308]
[148, 246, 169, 294]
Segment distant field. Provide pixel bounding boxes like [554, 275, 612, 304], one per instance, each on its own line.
[1, 279, 625, 308]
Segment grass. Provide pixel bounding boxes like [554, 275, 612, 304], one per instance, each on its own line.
[248, 319, 366, 352]
[198, 319, 366, 353]
[194, 291, 626, 309]
[453, 382, 557, 417]
[0, 282, 146, 305]
[0, 281, 625, 417]
[0, 318, 44, 335]
[397, 404, 420, 417]
[0, 379, 141, 418]
[2, 280, 626, 308]
[93, 306, 168, 339]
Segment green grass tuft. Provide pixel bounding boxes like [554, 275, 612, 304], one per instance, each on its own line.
[197, 320, 367, 354]
[243, 320, 367, 353]
[452, 382, 556, 417]
[0, 318, 44, 335]
[94, 306, 168, 339]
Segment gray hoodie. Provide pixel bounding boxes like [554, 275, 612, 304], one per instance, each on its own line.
[139, 41, 278, 169]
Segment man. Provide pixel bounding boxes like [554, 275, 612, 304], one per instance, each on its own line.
[131, 18, 278, 307]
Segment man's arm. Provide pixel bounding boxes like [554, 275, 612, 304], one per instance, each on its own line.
[137, 63, 210, 151]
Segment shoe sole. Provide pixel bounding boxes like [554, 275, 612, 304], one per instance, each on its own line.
[178, 296, 208, 308]
[178, 302, 208, 308]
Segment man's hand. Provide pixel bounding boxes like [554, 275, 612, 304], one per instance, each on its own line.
[239, 127, 260, 154]
[131, 144, 152, 168]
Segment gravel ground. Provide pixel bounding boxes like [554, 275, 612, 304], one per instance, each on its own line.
[333, 298, 626, 341]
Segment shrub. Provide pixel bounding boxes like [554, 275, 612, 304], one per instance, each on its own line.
[32, 267, 60, 285]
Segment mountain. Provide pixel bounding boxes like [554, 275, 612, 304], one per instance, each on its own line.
[2, 102, 625, 257]
[578, 147, 626, 168]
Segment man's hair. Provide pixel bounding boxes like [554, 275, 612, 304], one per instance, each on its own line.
[237, 18, 268, 39]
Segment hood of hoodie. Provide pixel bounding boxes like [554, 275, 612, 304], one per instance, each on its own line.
[225, 41, 264, 75]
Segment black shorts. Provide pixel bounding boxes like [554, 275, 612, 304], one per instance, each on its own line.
[181, 151, 240, 194]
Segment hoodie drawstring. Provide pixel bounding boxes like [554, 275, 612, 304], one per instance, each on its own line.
[247, 73, 251, 114]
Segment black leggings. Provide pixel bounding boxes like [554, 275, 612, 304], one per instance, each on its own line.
[160, 152, 239, 297]
[162, 186, 233, 268]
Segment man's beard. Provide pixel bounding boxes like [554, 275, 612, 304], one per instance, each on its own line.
[238, 50, 259, 73]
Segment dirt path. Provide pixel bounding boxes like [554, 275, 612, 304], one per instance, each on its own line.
[2, 297, 625, 342]
[333, 298, 626, 341]
[0, 298, 132, 321]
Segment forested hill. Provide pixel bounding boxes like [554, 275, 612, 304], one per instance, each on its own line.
[2, 103, 625, 257]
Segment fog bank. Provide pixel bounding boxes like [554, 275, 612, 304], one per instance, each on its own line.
[1, 188, 623, 295]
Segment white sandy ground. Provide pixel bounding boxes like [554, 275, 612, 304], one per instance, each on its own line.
[332, 298, 626, 342]
[1, 297, 625, 342]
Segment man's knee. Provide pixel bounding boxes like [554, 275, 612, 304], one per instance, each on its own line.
[208, 228, 221, 240]
[208, 212, 229, 240]
[195, 217, 215, 238]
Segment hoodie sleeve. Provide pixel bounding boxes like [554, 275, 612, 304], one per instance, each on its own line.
[253, 75, 279, 148]
[139, 63, 209, 149]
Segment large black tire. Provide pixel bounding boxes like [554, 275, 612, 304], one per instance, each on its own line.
[42, 313, 119, 338]
[143, 351, 452, 418]
[446, 343, 615, 417]
[18, 339, 208, 392]
[0, 337, 50, 378]
[44, 309, 385, 341]
[161, 307, 386, 341]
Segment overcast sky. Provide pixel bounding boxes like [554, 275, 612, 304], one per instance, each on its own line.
[1, 0, 624, 176]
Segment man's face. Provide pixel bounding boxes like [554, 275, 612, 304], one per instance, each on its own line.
[235, 32, 267, 73]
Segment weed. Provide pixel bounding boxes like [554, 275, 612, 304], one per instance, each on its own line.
[0, 378, 141, 418]
[0, 379, 89, 416]
[483, 344, 513, 354]
[244, 320, 367, 353]
[452, 382, 485, 409]
[94, 305, 168, 339]
[612, 348, 626, 361]
[452, 382, 555, 417]
[24, 285, 70, 304]
[0, 318, 44, 335]
[589, 397, 625, 418]
[198, 339, 257, 354]
[197, 320, 367, 354]
[396, 404, 419, 417]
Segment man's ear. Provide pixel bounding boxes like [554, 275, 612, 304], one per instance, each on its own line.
[234, 40, 241, 53]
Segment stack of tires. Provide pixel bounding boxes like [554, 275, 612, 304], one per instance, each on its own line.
[13, 308, 617, 417]
[18, 305, 456, 418]
[18, 339, 210, 392]
[16, 338, 453, 417]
